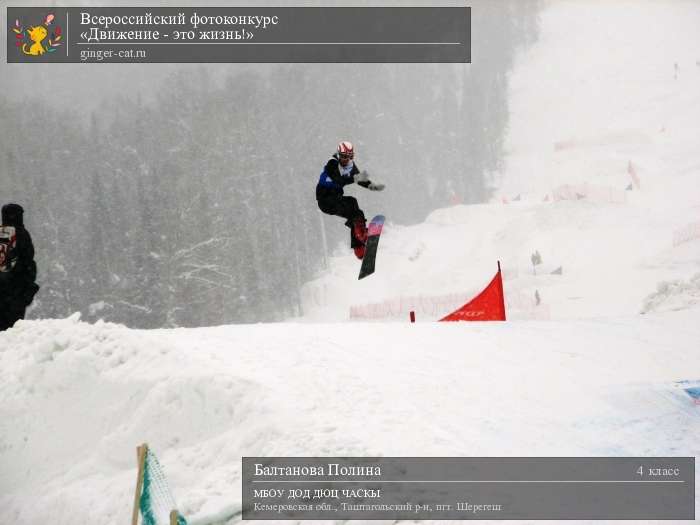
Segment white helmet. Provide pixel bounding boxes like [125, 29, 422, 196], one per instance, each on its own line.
[337, 141, 354, 159]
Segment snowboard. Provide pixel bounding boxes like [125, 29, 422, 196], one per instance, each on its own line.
[358, 215, 385, 280]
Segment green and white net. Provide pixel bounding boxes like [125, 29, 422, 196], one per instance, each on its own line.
[139, 448, 188, 525]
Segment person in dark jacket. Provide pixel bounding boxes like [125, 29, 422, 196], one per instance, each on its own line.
[0, 203, 39, 331]
[316, 141, 385, 259]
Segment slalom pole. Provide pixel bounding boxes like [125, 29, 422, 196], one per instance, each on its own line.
[132, 443, 148, 525]
[497, 260, 507, 321]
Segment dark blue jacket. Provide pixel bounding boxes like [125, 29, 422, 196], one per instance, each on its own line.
[316, 154, 369, 200]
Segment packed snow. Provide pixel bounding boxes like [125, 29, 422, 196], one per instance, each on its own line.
[2, 1, 700, 524]
[2, 312, 699, 524]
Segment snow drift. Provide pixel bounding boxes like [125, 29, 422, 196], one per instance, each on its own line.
[1, 311, 700, 524]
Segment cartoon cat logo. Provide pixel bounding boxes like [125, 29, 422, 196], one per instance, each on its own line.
[12, 13, 62, 56]
[23, 25, 48, 55]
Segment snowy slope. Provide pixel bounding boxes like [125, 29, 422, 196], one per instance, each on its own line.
[301, 0, 700, 322]
[500, 0, 700, 202]
[301, 198, 700, 322]
[2, 2, 700, 525]
[1, 313, 699, 524]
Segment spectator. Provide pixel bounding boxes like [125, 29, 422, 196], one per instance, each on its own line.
[0, 203, 39, 331]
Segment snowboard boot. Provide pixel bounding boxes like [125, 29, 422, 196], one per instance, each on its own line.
[350, 217, 368, 260]
[352, 217, 368, 244]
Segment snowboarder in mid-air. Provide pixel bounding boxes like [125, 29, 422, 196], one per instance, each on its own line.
[316, 141, 385, 259]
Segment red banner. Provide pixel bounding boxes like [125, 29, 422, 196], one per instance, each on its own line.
[439, 267, 506, 321]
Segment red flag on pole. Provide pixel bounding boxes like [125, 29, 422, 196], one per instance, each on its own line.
[439, 263, 506, 321]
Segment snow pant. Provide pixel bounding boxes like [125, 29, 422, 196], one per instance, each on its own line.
[0, 302, 25, 331]
[317, 195, 366, 247]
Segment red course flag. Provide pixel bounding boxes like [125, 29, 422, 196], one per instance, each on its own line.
[439, 264, 506, 322]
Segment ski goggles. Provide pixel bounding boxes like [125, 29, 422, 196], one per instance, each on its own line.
[339, 153, 354, 160]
